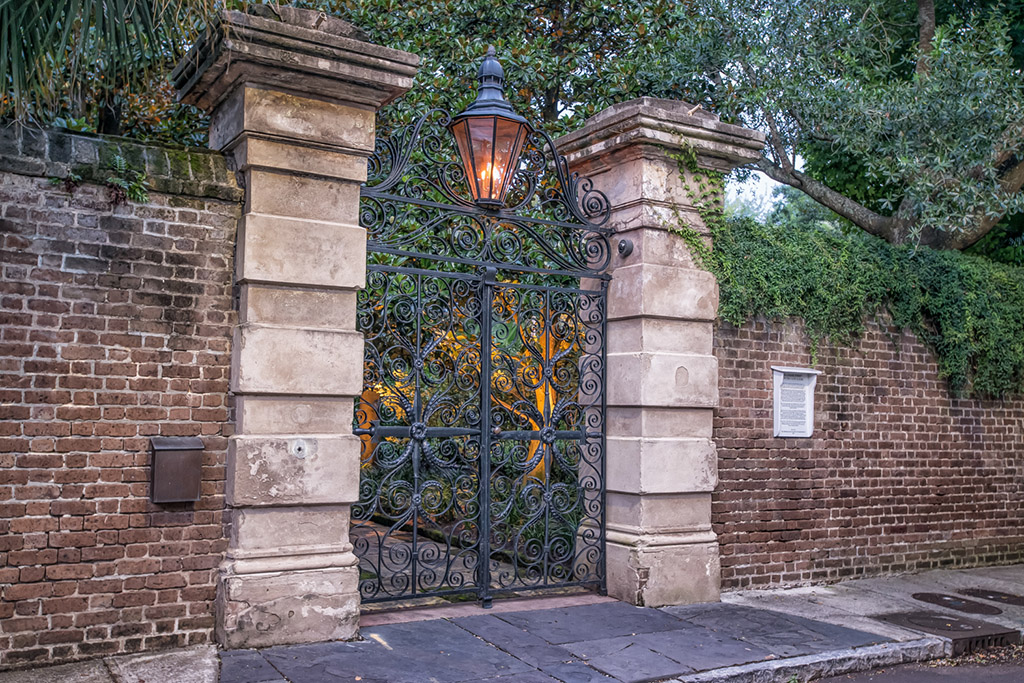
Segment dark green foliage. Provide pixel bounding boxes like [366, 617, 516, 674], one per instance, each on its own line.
[702, 214, 1024, 398]
[795, 0, 1024, 246]
[966, 214, 1024, 266]
[672, 149, 1024, 399]
[326, 0, 684, 136]
[940, 0, 1024, 68]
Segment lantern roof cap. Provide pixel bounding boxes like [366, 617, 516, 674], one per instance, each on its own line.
[451, 46, 528, 125]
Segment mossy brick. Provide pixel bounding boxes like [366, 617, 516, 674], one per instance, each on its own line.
[0, 124, 21, 156]
[71, 137, 100, 165]
[68, 164, 102, 186]
[145, 148, 170, 177]
[21, 126, 47, 158]
[200, 183, 244, 202]
[188, 153, 215, 183]
[119, 144, 147, 173]
[150, 178, 184, 196]
[97, 143, 123, 169]
[44, 162, 69, 178]
[210, 154, 232, 176]
[0, 154, 46, 176]
[167, 150, 193, 180]
[49, 133, 73, 163]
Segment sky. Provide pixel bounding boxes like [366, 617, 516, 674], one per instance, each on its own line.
[726, 170, 783, 218]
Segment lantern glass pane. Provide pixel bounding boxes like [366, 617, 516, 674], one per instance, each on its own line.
[449, 119, 480, 200]
[491, 118, 528, 203]
[451, 115, 529, 206]
[466, 117, 498, 200]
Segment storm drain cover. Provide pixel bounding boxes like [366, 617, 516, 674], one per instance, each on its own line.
[959, 588, 1024, 607]
[908, 613, 985, 631]
[912, 592, 1003, 615]
[875, 611, 1021, 655]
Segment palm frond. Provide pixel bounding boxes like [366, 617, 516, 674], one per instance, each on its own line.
[0, 0, 215, 121]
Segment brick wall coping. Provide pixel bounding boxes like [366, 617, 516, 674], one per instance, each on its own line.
[0, 125, 243, 202]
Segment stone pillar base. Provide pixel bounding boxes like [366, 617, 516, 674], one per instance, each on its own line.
[217, 565, 359, 649]
[606, 536, 721, 607]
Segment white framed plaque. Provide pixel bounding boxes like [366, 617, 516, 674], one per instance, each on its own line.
[772, 366, 822, 438]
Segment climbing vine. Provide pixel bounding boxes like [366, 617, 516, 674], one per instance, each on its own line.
[669, 149, 1024, 399]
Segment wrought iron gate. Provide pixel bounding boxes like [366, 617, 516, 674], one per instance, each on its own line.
[351, 110, 611, 604]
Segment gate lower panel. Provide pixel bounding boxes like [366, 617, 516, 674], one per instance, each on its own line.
[352, 266, 606, 603]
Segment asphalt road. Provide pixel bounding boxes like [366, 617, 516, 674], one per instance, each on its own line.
[818, 663, 1024, 682]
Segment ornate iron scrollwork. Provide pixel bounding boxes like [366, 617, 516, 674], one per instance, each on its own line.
[352, 109, 609, 605]
[361, 109, 612, 277]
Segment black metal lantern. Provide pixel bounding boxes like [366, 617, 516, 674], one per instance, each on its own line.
[449, 46, 530, 209]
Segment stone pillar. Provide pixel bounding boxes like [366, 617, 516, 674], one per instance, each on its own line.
[174, 8, 418, 647]
[558, 98, 763, 607]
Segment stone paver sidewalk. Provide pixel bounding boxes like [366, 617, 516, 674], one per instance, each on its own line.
[0, 646, 219, 683]
[5, 564, 1024, 682]
[220, 600, 904, 683]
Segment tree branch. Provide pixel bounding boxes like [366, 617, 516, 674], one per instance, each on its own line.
[922, 157, 1024, 249]
[916, 0, 936, 74]
[755, 157, 911, 243]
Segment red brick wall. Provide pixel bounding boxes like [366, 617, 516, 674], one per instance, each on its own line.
[714, 317, 1024, 591]
[0, 128, 241, 668]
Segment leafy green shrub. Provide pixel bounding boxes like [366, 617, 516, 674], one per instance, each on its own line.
[706, 215, 1024, 398]
[672, 149, 1024, 398]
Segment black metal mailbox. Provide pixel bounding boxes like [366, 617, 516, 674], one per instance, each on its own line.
[150, 436, 204, 503]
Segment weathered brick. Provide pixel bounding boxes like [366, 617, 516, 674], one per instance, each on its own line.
[0, 133, 234, 670]
[714, 317, 1024, 590]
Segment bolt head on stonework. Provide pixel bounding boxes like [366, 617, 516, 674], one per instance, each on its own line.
[448, 46, 530, 210]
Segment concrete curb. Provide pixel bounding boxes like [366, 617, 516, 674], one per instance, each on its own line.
[675, 637, 949, 683]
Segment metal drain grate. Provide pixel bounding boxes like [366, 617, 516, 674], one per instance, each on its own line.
[912, 592, 1003, 615]
[959, 588, 1024, 607]
[875, 611, 1022, 656]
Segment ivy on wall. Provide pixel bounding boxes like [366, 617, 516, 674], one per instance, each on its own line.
[670, 148, 1024, 399]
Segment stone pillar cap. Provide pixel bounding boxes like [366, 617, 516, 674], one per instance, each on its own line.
[558, 97, 765, 173]
[172, 7, 419, 112]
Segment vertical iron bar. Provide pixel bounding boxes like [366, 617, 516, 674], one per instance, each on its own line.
[479, 267, 496, 608]
[411, 272, 422, 596]
[599, 281, 608, 594]
[542, 288, 552, 586]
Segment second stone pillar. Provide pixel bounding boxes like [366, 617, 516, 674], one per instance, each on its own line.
[559, 98, 763, 607]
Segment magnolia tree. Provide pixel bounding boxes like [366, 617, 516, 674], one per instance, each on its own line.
[344, 0, 1024, 250]
[2, 0, 1022, 249]
[657, 0, 1024, 249]
[340, 0, 686, 131]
